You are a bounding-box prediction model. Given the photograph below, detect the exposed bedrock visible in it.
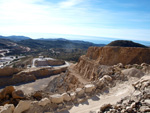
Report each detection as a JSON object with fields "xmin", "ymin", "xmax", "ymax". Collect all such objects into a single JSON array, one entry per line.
[
  {"xmin": 85, "ymin": 46, "xmax": 150, "ymax": 65},
  {"xmin": 75, "ymin": 46, "xmax": 150, "ymax": 81},
  {"xmin": 0, "ymin": 67, "xmax": 67, "ymax": 88}
]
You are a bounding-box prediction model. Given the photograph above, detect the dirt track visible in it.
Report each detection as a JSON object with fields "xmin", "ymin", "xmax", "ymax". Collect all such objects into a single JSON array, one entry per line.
[{"xmin": 61, "ymin": 77, "xmax": 139, "ymax": 113}]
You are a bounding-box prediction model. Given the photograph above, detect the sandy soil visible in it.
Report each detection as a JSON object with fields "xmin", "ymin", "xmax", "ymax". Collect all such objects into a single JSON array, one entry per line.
[{"xmin": 61, "ymin": 77, "xmax": 139, "ymax": 113}]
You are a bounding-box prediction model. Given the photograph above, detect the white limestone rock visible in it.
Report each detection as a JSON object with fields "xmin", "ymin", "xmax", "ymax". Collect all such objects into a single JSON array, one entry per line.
[
  {"xmin": 50, "ymin": 94, "xmax": 63, "ymax": 104},
  {"xmin": 76, "ymin": 88, "xmax": 84, "ymax": 97},
  {"xmin": 38, "ymin": 98, "xmax": 51, "ymax": 106},
  {"xmin": 70, "ymin": 92, "xmax": 76, "ymax": 100},
  {"xmin": 0, "ymin": 104, "xmax": 14, "ymax": 113},
  {"xmin": 84, "ymin": 84, "xmax": 95, "ymax": 93},
  {"xmin": 62, "ymin": 93, "xmax": 71, "ymax": 102},
  {"xmin": 14, "ymin": 100, "xmax": 31, "ymax": 113}
]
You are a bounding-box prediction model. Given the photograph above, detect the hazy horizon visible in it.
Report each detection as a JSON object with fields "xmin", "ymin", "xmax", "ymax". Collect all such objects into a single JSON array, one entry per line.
[
  {"xmin": 1, "ymin": 34, "xmax": 150, "ymax": 46},
  {"xmin": 0, "ymin": 0, "xmax": 150, "ymax": 42}
]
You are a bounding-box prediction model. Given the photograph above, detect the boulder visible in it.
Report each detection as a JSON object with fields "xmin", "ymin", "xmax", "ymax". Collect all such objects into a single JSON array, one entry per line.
[
  {"xmin": 140, "ymin": 106, "xmax": 150, "ymax": 112},
  {"xmin": 0, "ymin": 86, "xmax": 15, "ymax": 99},
  {"xmin": 14, "ymin": 100, "xmax": 31, "ymax": 113},
  {"xmin": 38, "ymin": 98, "xmax": 50, "ymax": 106},
  {"xmin": 84, "ymin": 84, "xmax": 95, "ymax": 93},
  {"xmin": 0, "ymin": 104, "xmax": 14, "ymax": 113},
  {"xmin": 33, "ymin": 91, "xmax": 42, "ymax": 100},
  {"xmin": 75, "ymin": 88, "xmax": 84, "ymax": 97},
  {"xmin": 122, "ymin": 68, "xmax": 144, "ymax": 78},
  {"xmin": 144, "ymin": 99, "xmax": 150, "ymax": 105},
  {"xmin": 100, "ymin": 104, "xmax": 112, "ymax": 112},
  {"xmin": 50, "ymin": 94, "xmax": 63, "ymax": 104},
  {"xmin": 62, "ymin": 93, "xmax": 71, "ymax": 102},
  {"xmin": 70, "ymin": 92, "xmax": 76, "ymax": 100},
  {"xmin": 117, "ymin": 63, "xmax": 123, "ymax": 68},
  {"xmin": 141, "ymin": 63, "xmax": 148, "ymax": 67},
  {"xmin": 97, "ymin": 78, "xmax": 105, "ymax": 88},
  {"xmin": 103, "ymin": 75, "xmax": 112, "ymax": 82},
  {"xmin": 12, "ymin": 90, "xmax": 25, "ymax": 99}
]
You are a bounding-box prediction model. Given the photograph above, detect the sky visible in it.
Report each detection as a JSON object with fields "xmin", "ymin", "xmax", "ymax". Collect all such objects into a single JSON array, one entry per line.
[{"xmin": 0, "ymin": 0, "xmax": 150, "ymax": 42}]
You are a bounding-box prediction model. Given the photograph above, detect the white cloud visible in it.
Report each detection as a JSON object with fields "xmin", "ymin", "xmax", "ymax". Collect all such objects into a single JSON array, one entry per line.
[
  {"xmin": 58, "ymin": 0, "xmax": 84, "ymax": 8},
  {"xmin": 0, "ymin": 0, "xmax": 149, "ymax": 42}
]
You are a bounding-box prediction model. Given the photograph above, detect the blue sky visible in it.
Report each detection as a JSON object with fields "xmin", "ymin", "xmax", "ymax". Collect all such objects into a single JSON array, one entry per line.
[{"xmin": 0, "ymin": 0, "xmax": 150, "ymax": 42}]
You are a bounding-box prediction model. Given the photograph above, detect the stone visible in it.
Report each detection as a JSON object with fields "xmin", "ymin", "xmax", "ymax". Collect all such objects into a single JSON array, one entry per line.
[
  {"xmin": 122, "ymin": 68, "xmax": 144, "ymax": 78},
  {"xmin": 130, "ymin": 102, "xmax": 136, "ymax": 108},
  {"xmin": 75, "ymin": 88, "xmax": 84, "ymax": 97},
  {"xmin": 12, "ymin": 90, "xmax": 25, "ymax": 99},
  {"xmin": 97, "ymin": 79, "xmax": 105, "ymax": 88},
  {"xmin": 126, "ymin": 106, "xmax": 133, "ymax": 112},
  {"xmin": 0, "ymin": 104, "xmax": 14, "ymax": 113},
  {"xmin": 144, "ymin": 99, "xmax": 150, "ymax": 105},
  {"xmin": 50, "ymin": 94, "xmax": 63, "ymax": 104},
  {"xmin": 0, "ymin": 86, "xmax": 15, "ymax": 99},
  {"xmin": 33, "ymin": 91, "xmax": 42, "ymax": 100},
  {"xmin": 103, "ymin": 75, "xmax": 112, "ymax": 82},
  {"xmin": 14, "ymin": 100, "xmax": 31, "ymax": 113},
  {"xmin": 62, "ymin": 93, "xmax": 71, "ymax": 102},
  {"xmin": 117, "ymin": 63, "xmax": 123, "ymax": 68},
  {"xmin": 140, "ymin": 106, "xmax": 150, "ymax": 112},
  {"xmin": 141, "ymin": 63, "xmax": 147, "ymax": 67},
  {"xmin": 70, "ymin": 92, "xmax": 76, "ymax": 100},
  {"xmin": 100, "ymin": 104, "xmax": 112, "ymax": 112},
  {"xmin": 38, "ymin": 98, "xmax": 50, "ymax": 106},
  {"xmin": 84, "ymin": 84, "xmax": 95, "ymax": 93}
]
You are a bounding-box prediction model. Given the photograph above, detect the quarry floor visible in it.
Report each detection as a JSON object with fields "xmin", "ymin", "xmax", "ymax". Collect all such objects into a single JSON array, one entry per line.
[{"xmin": 15, "ymin": 74, "xmax": 60, "ymax": 95}]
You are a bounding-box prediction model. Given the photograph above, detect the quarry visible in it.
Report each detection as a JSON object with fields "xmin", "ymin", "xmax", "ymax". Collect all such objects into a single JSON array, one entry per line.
[{"xmin": 0, "ymin": 45, "xmax": 150, "ymax": 113}]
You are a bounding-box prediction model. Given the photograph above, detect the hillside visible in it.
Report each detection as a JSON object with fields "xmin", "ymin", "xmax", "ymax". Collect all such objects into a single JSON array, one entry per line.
[
  {"xmin": 17, "ymin": 39, "xmax": 105, "ymax": 50},
  {"xmin": 106, "ymin": 40, "xmax": 147, "ymax": 48},
  {"xmin": 0, "ymin": 35, "xmax": 31, "ymax": 42},
  {"xmin": 0, "ymin": 39, "xmax": 30, "ymax": 54}
]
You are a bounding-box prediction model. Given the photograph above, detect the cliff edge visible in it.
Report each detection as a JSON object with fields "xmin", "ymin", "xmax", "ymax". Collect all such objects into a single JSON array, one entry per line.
[{"xmin": 75, "ymin": 46, "xmax": 150, "ymax": 81}]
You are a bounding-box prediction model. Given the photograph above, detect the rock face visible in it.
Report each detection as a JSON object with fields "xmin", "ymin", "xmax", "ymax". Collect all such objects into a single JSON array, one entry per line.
[
  {"xmin": 35, "ymin": 59, "xmax": 65, "ymax": 67},
  {"xmin": 0, "ymin": 67, "xmax": 67, "ymax": 88},
  {"xmin": 75, "ymin": 46, "xmax": 150, "ymax": 81},
  {"xmin": 0, "ymin": 68, "xmax": 20, "ymax": 77},
  {"xmin": 85, "ymin": 46, "xmax": 150, "ymax": 65}
]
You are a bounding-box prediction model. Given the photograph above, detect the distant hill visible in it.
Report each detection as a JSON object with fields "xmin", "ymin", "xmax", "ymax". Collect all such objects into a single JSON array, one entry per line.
[
  {"xmin": 18, "ymin": 38, "xmax": 105, "ymax": 50},
  {"xmin": 0, "ymin": 39, "xmax": 30, "ymax": 54},
  {"xmin": 106, "ymin": 40, "xmax": 147, "ymax": 48},
  {"xmin": 0, "ymin": 35, "xmax": 31, "ymax": 42}
]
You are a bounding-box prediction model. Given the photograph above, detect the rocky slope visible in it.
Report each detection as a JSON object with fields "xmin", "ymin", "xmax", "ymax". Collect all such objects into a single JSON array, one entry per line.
[
  {"xmin": 0, "ymin": 63, "xmax": 149, "ymax": 113},
  {"xmin": 98, "ymin": 75, "xmax": 150, "ymax": 113},
  {"xmin": 75, "ymin": 46, "xmax": 150, "ymax": 81},
  {"xmin": 0, "ymin": 67, "xmax": 67, "ymax": 88},
  {"xmin": 0, "ymin": 46, "xmax": 150, "ymax": 113}
]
